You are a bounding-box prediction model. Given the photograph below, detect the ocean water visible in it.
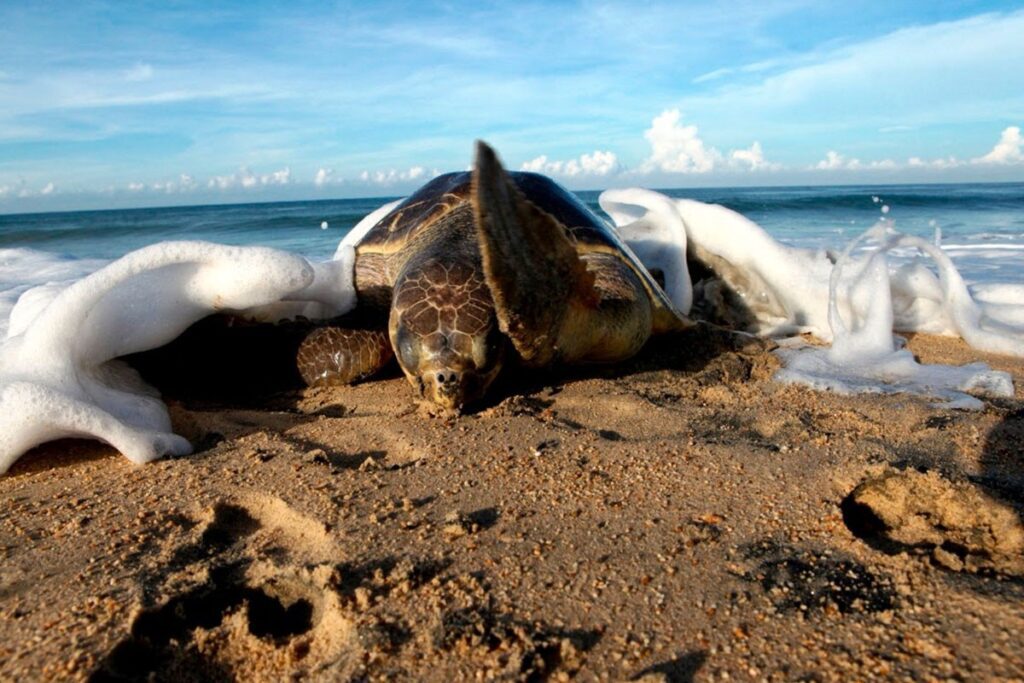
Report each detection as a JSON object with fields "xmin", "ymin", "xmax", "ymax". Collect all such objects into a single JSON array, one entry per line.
[{"xmin": 1, "ymin": 182, "xmax": 1021, "ymax": 330}]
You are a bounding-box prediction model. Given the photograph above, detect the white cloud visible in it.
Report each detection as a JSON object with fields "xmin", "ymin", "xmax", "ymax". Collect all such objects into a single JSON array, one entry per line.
[
  {"xmin": 9, "ymin": 181, "xmax": 56, "ymax": 198},
  {"xmin": 208, "ymin": 166, "xmax": 292, "ymax": 190},
  {"xmin": 314, "ymin": 167, "xmax": 334, "ymax": 187},
  {"xmin": 148, "ymin": 173, "xmax": 199, "ymax": 194},
  {"xmin": 640, "ymin": 109, "xmax": 722, "ymax": 174},
  {"xmin": 815, "ymin": 150, "xmax": 850, "ymax": 170},
  {"xmin": 814, "ymin": 151, "xmax": 897, "ymax": 171},
  {"xmin": 973, "ymin": 126, "xmax": 1023, "ymax": 165},
  {"xmin": 908, "ymin": 156, "xmax": 962, "ymax": 169},
  {"xmin": 729, "ymin": 141, "xmax": 779, "ymax": 171},
  {"xmin": 811, "ymin": 129, "xmax": 1024, "ymax": 172},
  {"xmin": 127, "ymin": 181, "xmax": 145, "ymax": 192},
  {"xmin": 676, "ymin": 11, "xmax": 1024, "ymax": 138},
  {"xmin": 636, "ymin": 109, "xmax": 777, "ymax": 175},
  {"xmin": 358, "ymin": 166, "xmax": 430, "ymax": 184},
  {"xmin": 521, "ymin": 150, "xmax": 620, "ymax": 177}
]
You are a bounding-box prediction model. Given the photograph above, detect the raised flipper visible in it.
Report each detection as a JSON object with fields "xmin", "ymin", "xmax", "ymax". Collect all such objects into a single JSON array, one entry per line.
[
  {"xmin": 297, "ymin": 327, "xmax": 393, "ymax": 386},
  {"xmin": 472, "ymin": 142, "xmax": 597, "ymax": 365},
  {"xmin": 472, "ymin": 141, "xmax": 657, "ymax": 366}
]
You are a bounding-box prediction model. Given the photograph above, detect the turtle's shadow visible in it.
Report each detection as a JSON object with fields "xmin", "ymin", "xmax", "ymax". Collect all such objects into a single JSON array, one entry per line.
[{"xmin": 475, "ymin": 321, "xmax": 765, "ymax": 413}]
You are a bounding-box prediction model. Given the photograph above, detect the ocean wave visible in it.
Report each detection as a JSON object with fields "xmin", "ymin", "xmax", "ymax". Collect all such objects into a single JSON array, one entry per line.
[{"xmin": 0, "ymin": 248, "xmax": 108, "ymax": 338}]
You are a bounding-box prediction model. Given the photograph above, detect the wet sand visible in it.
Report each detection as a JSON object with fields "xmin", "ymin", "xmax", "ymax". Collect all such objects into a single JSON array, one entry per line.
[{"xmin": 1, "ymin": 329, "xmax": 1022, "ymax": 681}]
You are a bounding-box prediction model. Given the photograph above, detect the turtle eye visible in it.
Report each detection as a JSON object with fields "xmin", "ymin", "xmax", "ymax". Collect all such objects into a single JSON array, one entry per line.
[{"xmin": 394, "ymin": 325, "xmax": 420, "ymax": 371}]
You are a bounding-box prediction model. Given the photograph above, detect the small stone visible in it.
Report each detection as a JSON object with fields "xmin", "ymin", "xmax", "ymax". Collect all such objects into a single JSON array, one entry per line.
[{"xmin": 354, "ymin": 587, "xmax": 373, "ymax": 611}]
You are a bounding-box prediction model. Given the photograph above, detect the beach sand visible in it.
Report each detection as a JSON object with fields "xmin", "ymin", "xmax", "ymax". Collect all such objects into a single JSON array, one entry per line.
[{"xmin": 1, "ymin": 328, "xmax": 1022, "ymax": 681}]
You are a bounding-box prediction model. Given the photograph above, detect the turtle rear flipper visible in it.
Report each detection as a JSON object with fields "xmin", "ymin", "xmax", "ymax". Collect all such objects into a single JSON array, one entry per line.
[
  {"xmin": 297, "ymin": 327, "xmax": 393, "ymax": 386},
  {"xmin": 472, "ymin": 141, "xmax": 652, "ymax": 366}
]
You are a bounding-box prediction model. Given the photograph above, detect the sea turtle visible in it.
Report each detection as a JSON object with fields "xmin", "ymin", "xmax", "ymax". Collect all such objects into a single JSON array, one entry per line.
[{"xmin": 295, "ymin": 141, "xmax": 689, "ymax": 410}]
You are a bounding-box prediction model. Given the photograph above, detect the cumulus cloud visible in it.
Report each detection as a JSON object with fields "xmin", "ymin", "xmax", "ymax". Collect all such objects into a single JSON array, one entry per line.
[
  {"xmin": 314, "ymin": 167, "xmax": 335, "ymax": 187},
  {"xmin": 640, "ymin": 109, "xmax": 722, "ymax": 174},
  {"xmin": 973, "ymin": 126, "xmax": 1023, "ymax": 165},
  {"xmin": 39, "ymin": 182, "xmax": 55, "ymax": 196},
  {"xmin": 815, "ymin": 150, "xmax": 851, "ymax": 170},
  {"xmin": 636, "ymin": 109, "xmax": 776, "ymax": 174},
  {"xmin": 127, "ymin": 182, "xmax": 145, "ymax": 192},
  {"xmin": 729, "ymin": 142, "xmax": 780, "ymax": 171},
  {"xmin": 358, "ymin": 166, "xmax": 431, "ymax": 185},
  {"xmin": 521, "ymin": 150, "xmax": 620, "ymax": 177},
  {"xmin": 812, "ymin": 130, "xmax": 1024, "ymax": 172},
  {"xmin": 208, "ymin": 166, "xmax": 291, "ymax": 190}
]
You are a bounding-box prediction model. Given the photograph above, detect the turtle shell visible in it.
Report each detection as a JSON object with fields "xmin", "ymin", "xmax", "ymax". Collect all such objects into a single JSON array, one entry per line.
[{"xmin": 354, "ymin": 171, "xmax": 680, "ymax": 317}]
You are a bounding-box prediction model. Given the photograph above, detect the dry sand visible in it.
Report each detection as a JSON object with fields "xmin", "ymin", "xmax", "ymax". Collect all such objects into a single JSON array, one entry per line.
[{"xmin": 1, "ymin": 328, "xmax": 1022, "ymax": 681}]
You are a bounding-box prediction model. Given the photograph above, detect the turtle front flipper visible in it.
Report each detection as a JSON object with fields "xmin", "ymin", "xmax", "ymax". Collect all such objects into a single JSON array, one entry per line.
[
  {"xmin": 472, "ymin": 141, "xmax": 655, "ymax": 366},
  {"xmin": 472, "ymin": 141, "xmax": 598, "ymax": 365},
  {"xmin": 297, "ymin": 326, "xmax": 393, "ymax": 386}
]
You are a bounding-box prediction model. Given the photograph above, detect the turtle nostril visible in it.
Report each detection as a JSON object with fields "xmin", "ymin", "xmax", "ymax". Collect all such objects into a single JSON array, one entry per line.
[{"xmin": 435, "ymin": 371, "xmax": 459, "ymax": 386}]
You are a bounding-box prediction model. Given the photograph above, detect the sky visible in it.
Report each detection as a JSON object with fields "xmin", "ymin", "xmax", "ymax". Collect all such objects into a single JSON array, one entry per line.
[{"xmin": 1, "ymin": 0, "xmax": 1024, "ymax": 213}]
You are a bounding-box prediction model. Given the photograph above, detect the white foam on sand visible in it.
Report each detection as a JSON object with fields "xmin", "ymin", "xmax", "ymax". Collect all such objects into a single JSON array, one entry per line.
[
  {"xmin": 602, "ymin": 190, "xmax": 1022, "ymax": 409},
  {"xmin": 0, "ymin": 241, "xmax": 359, "ymax": 474}
]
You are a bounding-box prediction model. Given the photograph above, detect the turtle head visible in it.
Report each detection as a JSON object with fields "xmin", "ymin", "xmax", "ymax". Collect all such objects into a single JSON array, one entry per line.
[{"xmin": 390, "ymin": 259, "xmax": 506, "ymax": 411}]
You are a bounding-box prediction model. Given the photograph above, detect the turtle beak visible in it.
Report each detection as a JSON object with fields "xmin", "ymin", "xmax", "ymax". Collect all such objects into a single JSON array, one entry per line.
[
  {"xmin": 423, "ymin": 368, "xmax": 468, "ymax": 410},
  {"xmin": 420, "ymin": 366, "xmax": 490, "ymax": 412}
]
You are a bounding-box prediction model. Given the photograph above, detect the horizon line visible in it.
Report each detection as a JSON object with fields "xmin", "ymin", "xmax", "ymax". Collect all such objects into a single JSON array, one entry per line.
[{"xmin": 2, "ymin": 178, "xmax": 1022, "ymax": 219}]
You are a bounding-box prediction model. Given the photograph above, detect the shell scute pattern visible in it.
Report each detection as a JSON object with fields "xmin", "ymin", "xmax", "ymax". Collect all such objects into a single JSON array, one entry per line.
[
  {"xmin": 362, "ymin": 174, "xmax": 472, "ymax": 248},
  {"xmin": 393, "ymin": 260, "xmax": 493, "ymax": 358}
]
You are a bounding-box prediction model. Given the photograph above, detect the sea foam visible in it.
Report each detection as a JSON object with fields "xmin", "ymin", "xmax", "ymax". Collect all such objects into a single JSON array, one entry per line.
[
  {"xmin": 0, "ymin": 241, "xmax": 356, "ymax": 474},
  {"xmin": 602, "ymin": 190, "xmax": 1023, "ymax": 409}
]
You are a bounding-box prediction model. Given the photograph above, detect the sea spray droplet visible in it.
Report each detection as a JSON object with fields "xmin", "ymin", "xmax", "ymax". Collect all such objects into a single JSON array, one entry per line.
[
  {"xmin": 881, "ymin": 205, "xmax": 890, "ymax": 214},
  {"xmin": 320, "ymin": 221, "xmax": 328, "ymax": 230}
]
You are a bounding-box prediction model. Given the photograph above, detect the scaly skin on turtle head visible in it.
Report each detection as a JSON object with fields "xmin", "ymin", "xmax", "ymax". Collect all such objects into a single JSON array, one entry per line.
[{"xmin": 389, "ymin": 257, "xmax": 506, "ymax": 411}]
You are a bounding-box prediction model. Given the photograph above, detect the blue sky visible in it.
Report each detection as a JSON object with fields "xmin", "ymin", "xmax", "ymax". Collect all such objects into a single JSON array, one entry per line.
[{"xmin": 1, "ymin": 0, "xmax": 1023, "ymax": 212}]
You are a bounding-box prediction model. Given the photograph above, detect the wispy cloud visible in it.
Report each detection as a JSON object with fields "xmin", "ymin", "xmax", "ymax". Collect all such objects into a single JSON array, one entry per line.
[
  {"xmin": 674, "ymin": 9, "xmax": 1024, "ymax": 158},
  {"xmin": 1, "ymin": 3, "xmax": 1023, "ymax": 210},
  {"xmin": 123, "ymin": 63, "xmax": 154, "ymax": 82}
]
